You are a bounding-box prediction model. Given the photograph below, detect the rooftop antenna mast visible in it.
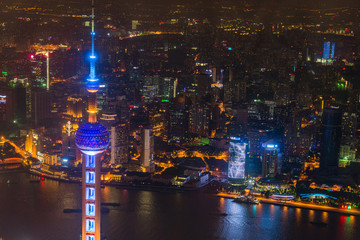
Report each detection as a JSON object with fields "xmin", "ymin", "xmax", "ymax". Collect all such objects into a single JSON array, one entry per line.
[{"xmin": 90, "ymin": 0, "xmax": 96, "ymax": 80}]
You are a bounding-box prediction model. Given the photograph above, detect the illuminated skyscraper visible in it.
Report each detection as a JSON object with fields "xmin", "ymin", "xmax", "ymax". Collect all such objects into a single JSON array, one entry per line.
[
  {"xmin": 110, "ymin": 121, "xmax": 129, "ymax": 165},
  {"xmin": 228, "ymin": 137, "xmax": 248, "ymax": 180},
  {"xmin": 261, "ymin": 141, "xmax": 279, "ymax": 178},
  {"xmin": 30, "ymin": 54, "xmax": 47, "ymax": 88},
  {"xmin": 64, "ymin": 96, "xmax": 83, "ymax": 120},
  {"xmin": 323, "ymin": 41, "xmax": 335, "ymax": 59},
  {"xmin": 140, "ymin": 126, "xmax": 154, "ymax": 172},
  {"xmin": 25, "ymin": 129, "xmax": 39, "ymax": 157},
  {"xmin": 75, "ymin": 1, "xmax": 109, "ymax": 240}
]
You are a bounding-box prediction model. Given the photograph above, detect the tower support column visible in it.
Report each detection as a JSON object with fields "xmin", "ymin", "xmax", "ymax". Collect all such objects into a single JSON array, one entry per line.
[{"xmin": 82, "ymin": 153, "xmax": 101, "ymax": 240}]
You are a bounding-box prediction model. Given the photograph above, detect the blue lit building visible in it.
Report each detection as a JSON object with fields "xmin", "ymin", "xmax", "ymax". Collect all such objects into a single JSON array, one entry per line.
[
  {"xmin": 323, "ymin": 41, "xmax": 335, "ymax": 59},
  {"xmin": 261, "ymin": 140, "xmax": 279, "ymax": 178},
  {"xmin": 228, "ymin": 137, "xmax": 249, "ymax": 180},
  {"xmin": 331, "ymin": 42, "xmax": 335, "ymax": 59},
  {"xmin": 75, "ymin": 1, "xmax": 109, "ymax": 240}
]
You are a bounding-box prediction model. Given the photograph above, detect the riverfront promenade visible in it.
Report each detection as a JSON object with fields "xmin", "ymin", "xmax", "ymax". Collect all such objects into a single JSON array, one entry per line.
[{"xmin": 217, "ymin": 192, "xmax": 360, "ymax": 216}]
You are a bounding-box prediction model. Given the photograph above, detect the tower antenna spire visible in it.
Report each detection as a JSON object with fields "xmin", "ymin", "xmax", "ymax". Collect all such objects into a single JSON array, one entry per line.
[{"xmin": 90, "ymin": 0, "xmax": 96, "ymax": 80}]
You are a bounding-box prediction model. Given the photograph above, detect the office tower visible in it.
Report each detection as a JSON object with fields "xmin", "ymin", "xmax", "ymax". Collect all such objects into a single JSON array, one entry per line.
[
  {"xmin": 228, "ymin": 137, "xmax": 248, "ymax": 180},
  {"xmin": 323, "ymin": 41, "xmax": 335, "ymax": 59},
  {"xmin": 261, "ymin": 141, "xmax": 279, "ymax": 178},
  {"xmin": 160, "ymin": 77, "xmax": 177, "ymax": 100},
  {"xmin": 14, "ymin": 85, "xmax": 26, "ymax": 124},
  {"xmin": 223, "ymin": 68, "xmax": 246, "ymax": 104},
  {"xmin": 110, "ymin": 121, "xmax": 129, "ymax": 165},
  {"xmin": 331, "ymin": 43, "xmax": 335, "ymax": 59},
  {"xmin": 341, "ymin": 112, "xmax": 356, "ymax": 144},
  {"xmin": 31, "ymin": 88, "xmax": 51, "ymax": 127},
  {"xmin": 248, "ymin": 129, "xmax": 267, "ymax": 157},
  {"xmin": 140, "ymin": 126, "xmax": 154, "ymax": 171},
  {"xmin": 0, "ymin": 87, "xmax": 14, "ymax": 122},
  {"xmin": 65, "ymin": 96, "xmax": 83, "ymax": 120},
  {"xmin": 168, "ymin": 96, "xmax": 188, "ymax": 141},
  {"xmin": 0, "ymin": 84, "xmax": 27, "ymax": 124},
  {"xmin": 25, "ymin": 129, "xmax": 39, "ymax": 157},
  {"xmin": 223, "ymin": 67, "xmax": 233, "ymax": 103},
  {"xmin": 323, "ymin": 41, "xmax": 330, "ymax": 59},
  {"xmin": 30, "ymin": 54, "xmax": 47, "ymax": 88},
  {"xmin": 189, "ymin": 103, "xmax": 209, "ymax": 137},
  {"xmin": 75, "ymin": 2, "xmax": 109, "ymax": 239},
  {"xmin": 235, "ymin": 80, "xmax": 247, "ymax": 103},
  {"xmin": 338, "ymin": 145, "xmax": 356, "ymax": 167},
  {"xmin": 320, "ymin": 108, "xmax": 342, "ymax": 170},
  {"xmin": 140, "ymin": 74, "xmax": 160, "ymax": 103}
]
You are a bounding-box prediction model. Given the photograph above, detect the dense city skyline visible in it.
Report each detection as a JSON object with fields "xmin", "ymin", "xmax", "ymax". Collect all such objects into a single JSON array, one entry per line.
[{"xmin": 1, "ymin": 0, "xmax": 360, "ymax": 239}]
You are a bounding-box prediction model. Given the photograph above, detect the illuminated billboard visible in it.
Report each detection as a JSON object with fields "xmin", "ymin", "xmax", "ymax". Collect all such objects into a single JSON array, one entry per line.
[{"xmin": 228, "ymin": 138, "xmax": 247, "ymax": 179}]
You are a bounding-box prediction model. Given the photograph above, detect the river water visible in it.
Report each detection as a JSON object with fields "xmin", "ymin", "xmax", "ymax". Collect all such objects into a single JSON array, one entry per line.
[{"xmin": 0, "ymin": 172, "xmax": 359, "ymax": 240}]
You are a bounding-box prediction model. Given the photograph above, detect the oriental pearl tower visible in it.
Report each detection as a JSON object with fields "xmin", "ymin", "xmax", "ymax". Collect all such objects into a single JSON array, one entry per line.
[{"xmin": 75, "ymin": 1, "xmax": 109, "ymax": 239}]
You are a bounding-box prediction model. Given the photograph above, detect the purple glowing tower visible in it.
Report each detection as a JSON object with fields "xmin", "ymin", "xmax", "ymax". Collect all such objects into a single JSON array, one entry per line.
[{"xmin": 75, "ymin": 1, "xmax": 109, "ymax": 239}]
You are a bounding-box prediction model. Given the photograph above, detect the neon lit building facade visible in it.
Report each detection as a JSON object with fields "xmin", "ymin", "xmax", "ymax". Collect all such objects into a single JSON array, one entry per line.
[
  {"xmin": 228, "ymin": 137, "xmax": 248, "ymax": 180},
  {"xmin": 75, "ymin": 1, "xmax": 109, "ymax": 239},
  {"xmin": 323, "ymin": 41, "xmax": 335, "ymax": 59}
]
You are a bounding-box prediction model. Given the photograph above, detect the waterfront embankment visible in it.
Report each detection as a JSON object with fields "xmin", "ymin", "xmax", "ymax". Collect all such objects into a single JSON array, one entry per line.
[{"xmin": 216, "ymin": 192, "xmax": 360, "ymax": 216}]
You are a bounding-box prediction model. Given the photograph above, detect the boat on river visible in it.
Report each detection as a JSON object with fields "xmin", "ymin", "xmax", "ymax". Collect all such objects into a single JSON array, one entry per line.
[{"xmin": 233, "ymin": 196, "xmax": 259, "ymax": 204}]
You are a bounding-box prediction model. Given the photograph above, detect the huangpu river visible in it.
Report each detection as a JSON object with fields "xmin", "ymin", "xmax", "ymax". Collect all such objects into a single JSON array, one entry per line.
[{"xmin": 0, "ymin": 172, "xmax": 359, "ymax": 240}]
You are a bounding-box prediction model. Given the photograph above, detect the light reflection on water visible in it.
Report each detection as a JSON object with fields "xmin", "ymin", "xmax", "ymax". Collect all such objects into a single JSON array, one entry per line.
[{"xmin": 0, "ymin": 172, "xmax": 359, "ymax": 240}]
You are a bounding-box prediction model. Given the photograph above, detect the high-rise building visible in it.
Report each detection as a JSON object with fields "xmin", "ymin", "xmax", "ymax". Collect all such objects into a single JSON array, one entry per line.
[
  {"xmin": 248, "ymin": 129, "xmax": 267, "ymax": 157},
  {"xmin": 223, "ymin": 67, "xmax": 233, "ymax": 103},
  {"xmin": 261, "ymin": 141, "xmax": 279, "ymax": 178},
  {"xmin": 0, "ymin": 84, "xmax": 26, "ymax": 124},
  {"xmin": 189, "ymin": 103, "xmax": 209, "ymax": 137},
  {"xmin": 31, "ymin": 88, "xmax": 51, "ymax": 127},
  {"xmin": 110, "ymin": 122, "xmax": 129, "ymax": 165},
  {"xmin": 149, "ymin": 106, "xmax": 166, "ymax": 138},
  {"xmin": 223, "ymin": 68, "xmax": 246, "ymax": 104},
  {"xmin": 14, "ymin": 85, "xmax": 26, "ymax": 124},
  {"xmin": 25, "ymin": 129, "xmax": 39, "ymax": 157},
  {"xmin": 338, "ymin": 144, "xmax": 356, "ymax": 167},
  {"xmin": 0, "ymin": 87, "xmax": 14, "ymax": 122},
  {"xmin": 30, "ymin": 54, "xmax": 47, "ymax": 88},
  {"xmin": 341, "ymin": 112, "xmax": 356, "ymax": 144},
  {"xmin": 323, "ymin": 41, "xmax": 335, "ymax": 59},
  {"xmin": 160, "ymin": 77, "xmax": 177, "ymax": 100},
  {"xmin": 75, "ymin": 2, "xmax": 109, "ymax": 239},
  {"xmin": 168, "ymin": 96, "xmax": 188, "ymax": 141},
  {"xmin": 228, "ymin": 137, "xmax": 249, "ymax": 180},
  {"xmin": 140, "ymin": 126, "xmax": 154, "ymax": 172},
  {"xmin": 64, "ymin": 96, "xmax": 83, "ymax": 120},
  {"xmin": 320, "ymin": 108, "xmax": 342, "ymax": 170},
  {"xmin": 140, "ymin": 74, "xmax": 159, "ymax": 103}
]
